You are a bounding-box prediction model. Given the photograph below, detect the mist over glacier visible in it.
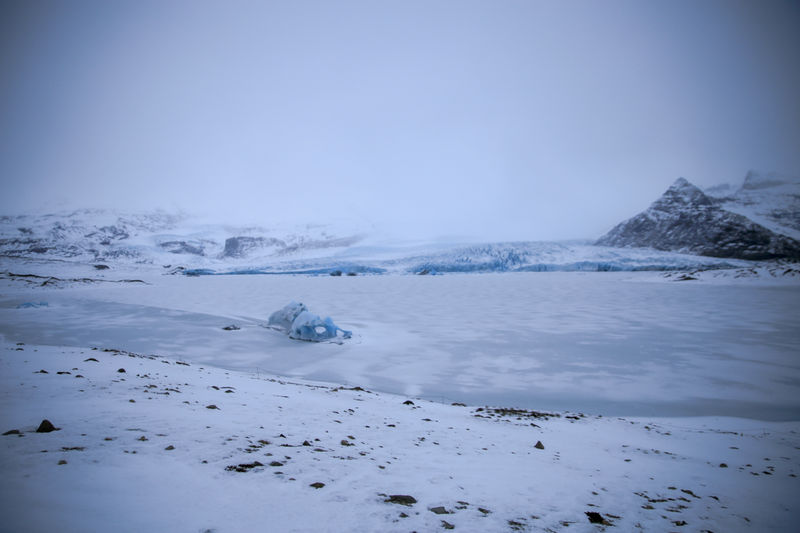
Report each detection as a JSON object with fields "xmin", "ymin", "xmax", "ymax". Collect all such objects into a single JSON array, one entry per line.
[{"xmin": 2, "ymin": 1, "xmax": 799, "ymax": 242}]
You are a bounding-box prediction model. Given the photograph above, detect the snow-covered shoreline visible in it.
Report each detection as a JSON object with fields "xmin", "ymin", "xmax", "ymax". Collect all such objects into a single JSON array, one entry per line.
[{"xmin": 2, "ymin": 341, "xmax": 798, "ymax": 532}]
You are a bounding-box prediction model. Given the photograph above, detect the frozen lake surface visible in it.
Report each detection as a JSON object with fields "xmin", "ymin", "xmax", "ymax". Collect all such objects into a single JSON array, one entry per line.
[{"xmin": 2, "ymin": 272, "xmax": 798, "ymax": 419}]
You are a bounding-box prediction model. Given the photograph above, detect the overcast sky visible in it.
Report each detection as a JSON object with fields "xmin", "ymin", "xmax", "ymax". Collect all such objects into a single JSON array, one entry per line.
[{"xmin": 1, "ymin": 0, "xmax": 798, "ymax": 241}]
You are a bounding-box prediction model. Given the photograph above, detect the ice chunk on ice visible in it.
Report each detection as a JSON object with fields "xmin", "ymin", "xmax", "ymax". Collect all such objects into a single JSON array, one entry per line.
[
  {"xmin": 267, "ymin": 301, "xmax": 308, "ymax": 331},
  {"xmin": 268, "ymin": 301, "xmax": 352, "ymax": 342},
  {"xmin": 289, "ymin": 310, "xmax": 352, "ymax": 342}
]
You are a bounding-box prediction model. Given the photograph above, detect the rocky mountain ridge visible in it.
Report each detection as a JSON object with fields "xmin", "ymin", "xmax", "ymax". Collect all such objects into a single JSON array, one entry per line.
[{"xmin": 596, "ymin": 175, "xmax": 800, "ymax": 260}]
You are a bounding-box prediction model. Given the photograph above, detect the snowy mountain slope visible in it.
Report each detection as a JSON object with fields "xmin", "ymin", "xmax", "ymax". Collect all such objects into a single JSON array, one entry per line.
[
  {"xmin": 596, "ymin": 177, "xmax": 800, "ymax": 260},
  {"xmin": 708, "ymin": 170, "xmax": 800, "ymax": 240}
]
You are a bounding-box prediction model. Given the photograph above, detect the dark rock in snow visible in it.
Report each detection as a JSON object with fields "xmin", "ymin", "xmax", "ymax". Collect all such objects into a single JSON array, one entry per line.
[
  {"xmin": 309, "ymin": 482, "xmax": 325, "ymax": 489},
  {"xmin": 205, "ymin": 405, "xmax": 219, "ymax": 410},
  {"xmin": 117, "ymin": 368, "xmax": 126, "ymax": 373},
  {"xmin": 534, "ymin": 441, "xmax": 545, "ymax": 450},
  {"xmin": 222, "ymin": 325, "xmax": 240, "ymax": 331},
  {"xmin": 429, "ymin": 506, "xmax": 452, "ymax": 515},
  {"xmin": 3, "ymin": 429, "xmax": 21, "ymax": 436},
  {"xmin": 441, "ymin": 520, "xmax": 455, "ymax": 529},
  {"xmin": 223, "ymin": 236, "xmax": 283, "ymax": 258},
  {"xmin": 385, "ymin": 495, "xmax": 417, "ymax": 506},
  {"xmin": 585, "ymin": 511, "xmax": 609, "ymax": 525},
  {"xmin": 36, "ymin": 420, "xmax": 57, "ymax": 433},
  {"xmin": 159, "ymin": 241, "xmax": 205, "ymax": 256},
  {"xmin": 225, "ymin": 461, "xmax": 264, "ymax": 472},
  {"xmin": 93, "ymin": 264, "xmax": 109, "ymax": 270}
]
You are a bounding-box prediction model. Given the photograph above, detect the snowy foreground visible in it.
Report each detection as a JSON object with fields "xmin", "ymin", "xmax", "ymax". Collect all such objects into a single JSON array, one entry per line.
[
  {"xmin": 1, "ymin": 263, "xmax": 799, "ymax": 531},
  {"xmin": 2, "ymin": 342, "xmax": 799, "ymax": 533}
]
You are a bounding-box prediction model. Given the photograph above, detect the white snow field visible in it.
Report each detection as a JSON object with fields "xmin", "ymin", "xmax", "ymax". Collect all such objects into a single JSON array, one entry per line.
[{"xmin": 1, "ymin": 266, "xmax": 799, "ymax": 531}]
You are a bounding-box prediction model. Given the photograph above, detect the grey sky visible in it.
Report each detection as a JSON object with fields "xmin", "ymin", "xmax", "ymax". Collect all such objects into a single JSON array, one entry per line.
[{"xmin": 1, "ymin": 0, "xmax": 798, "ymax": 241}]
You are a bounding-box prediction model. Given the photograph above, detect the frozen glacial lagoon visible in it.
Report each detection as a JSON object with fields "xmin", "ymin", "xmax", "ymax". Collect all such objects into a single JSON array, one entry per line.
[{"xmin": 1, "ymin": 272, "xmax": 798, "ymax": 420}]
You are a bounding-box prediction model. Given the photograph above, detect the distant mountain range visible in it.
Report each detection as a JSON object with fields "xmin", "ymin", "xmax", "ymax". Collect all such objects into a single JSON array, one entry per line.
[
  {"xmin": 596, "ymin": 172, "xmax": 800, "ymax": 260},
  {"xmin": 0, "ymin": 209, "xmax": 743, "ymax": 275},
  {"xmin": 1, "ymin": 171, "xmax": 797, "ymax": 274}
]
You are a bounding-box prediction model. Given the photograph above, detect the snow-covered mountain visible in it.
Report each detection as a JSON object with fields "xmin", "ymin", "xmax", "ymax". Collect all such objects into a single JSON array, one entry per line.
[
  {"xmin": 596, "ymin": 175, "xmax": 800, "ymax": 260},
  {"xmin": 708, "ymin": 170, "xmax": 800, "ymax": 240},
  {"xmin": 0, "ymin": 209, "xmax": 367, "ymax": 267}
]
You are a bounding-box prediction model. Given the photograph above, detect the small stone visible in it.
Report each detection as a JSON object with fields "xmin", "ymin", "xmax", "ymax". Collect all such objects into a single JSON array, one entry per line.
[
  {"xmin": 129, "ymin": 399, "xmax": 136, "ymax": 403},
  {"xmin": 585, "ymin": 511, "xmax": 608, "ymax": 525},
  {"xmin": 478, "ymin": 507, "xmax": 491, "ymax": 515},
  {"xmin": 58, "ymin": 459, "xmax": 67, "ymax": 465},
  {"xmin": 269, "ymin": 461, "xmax": 284, "ymax": 467},
  {"xmin": 117, "ymin": 368, "xmax": 126, "ymax": 373},
  {"xmin": 309, "ymin": 482, "xmax": 325, "ymax": 489},
  {"xmin": 2, "ymin": 429, "xmax": 21, "ymax": 436},
  {"xmin": 222, "ymin": 325, "xmax": 241, "ymax": 331},
  {"xmin": 84, "ymin": 358, "xmax": 99, "ymax": 362},
  {"xmin": 165, "ymin": 445, "xmax": 175, "ymax": 450},
  {"xmin": 385, "ymin": 495, "xmax": 417, "ymax": 506},
  {"xmin": 137, "ymin": 436, "xmax": 148, "ymax": 441},
  {"xmin": 430, "ymin": 506, "xmax": 451, "ymax": 515},
  {"xmin": 225, "ymin": 461, "xmax": 263, "ymax": 472},
  {"xmin": 441, "ymin": 520, "xmax": 455, "ymax": 529},
  {"xmin": 206, "ymin": 405, "xmax": 219, "ymax": 410},
  {"xmin": 36, "ymin": 420, "xmax": 57, "ymax": 433},
  {"xmin": 35, "ymin": 369, "xmax": 48, "ymax": 374},
  {"xmin": 403, "ymin": 400, "xmax": 415, "ymax": 406},
  {"xmin": 719, "ymin": 463, "xmax": 728, "ymax": 468},
  {"xmin": 340, "ymin": 439, "xmax": 353, "ymax": 446},
  {"xmin": 534, "ymin": 441, "xmax": 545, "ymax": 450},
  {"xmin": 302, "ymin": 440, "xmax": 312, "ymax": 446}
]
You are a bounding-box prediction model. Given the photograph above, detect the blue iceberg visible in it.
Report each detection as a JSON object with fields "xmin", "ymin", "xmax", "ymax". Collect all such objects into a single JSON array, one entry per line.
[{"xmin": 267, "ymin": 301, "xmax": 352, "ymax": 342}]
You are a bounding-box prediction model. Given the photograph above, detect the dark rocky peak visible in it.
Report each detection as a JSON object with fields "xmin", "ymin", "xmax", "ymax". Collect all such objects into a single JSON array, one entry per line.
[
  {"xmin": 650, "ymin": 178, "xmax": 712, "ymax": 211},
  {"xmin": 596, "ymin": 175, "xmax": 800, "ymax": 260}
]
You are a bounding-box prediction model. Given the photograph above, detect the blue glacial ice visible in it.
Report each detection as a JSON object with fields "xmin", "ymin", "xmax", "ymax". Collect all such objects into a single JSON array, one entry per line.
[{"xmin": 267, "ymin": 301, "xmax": 352, "ymax": 342}]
